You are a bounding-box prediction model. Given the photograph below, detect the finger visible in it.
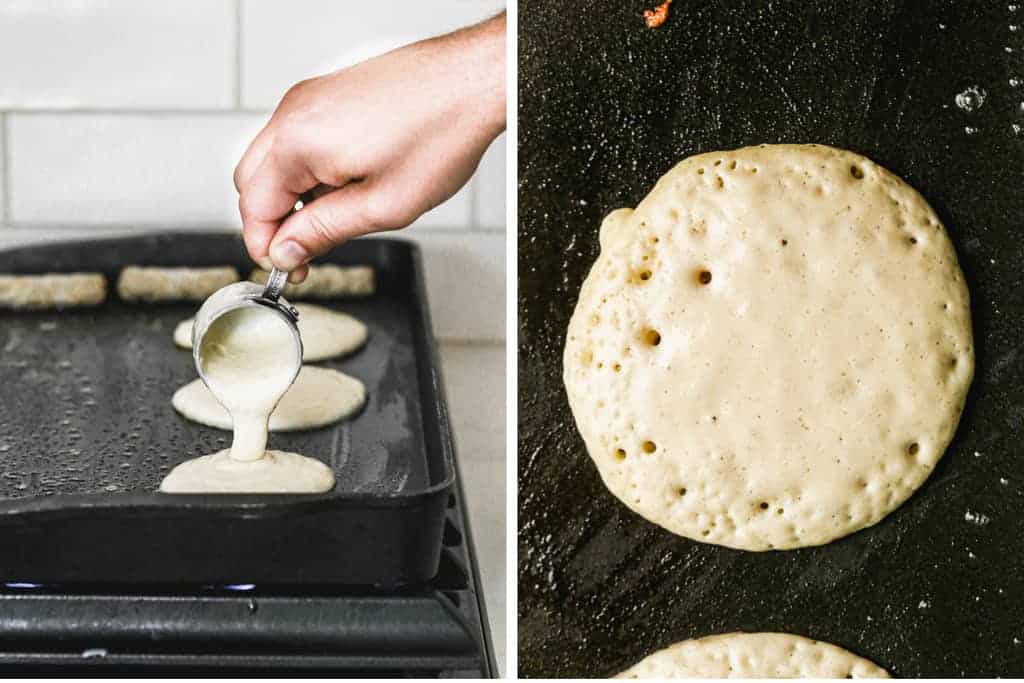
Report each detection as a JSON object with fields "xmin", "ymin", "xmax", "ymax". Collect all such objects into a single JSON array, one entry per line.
[
  {"xmin": 287, "ymin": 264, "xmax": 309, "ymax": 284},
  {"xmin": 234, "ymin": 122, "xmax": 275, "ymax": 192},
  {"xmin": 308, "ymin": 183, "xmax": 340, "ymax": 200},
  {"xmin": 238, "ymin": 145, "xmax": 319, "ymax": 264},
  {"xmin": 239, "ymin": 204, "xmax": 278, "ymax": 267},
  {"xmin": 267, "ymin": 182, "xmax": 378, "ymax": 270},
  {"xmin": 251, "ymin": 253, "xmax": 274, "ymax": 272}
]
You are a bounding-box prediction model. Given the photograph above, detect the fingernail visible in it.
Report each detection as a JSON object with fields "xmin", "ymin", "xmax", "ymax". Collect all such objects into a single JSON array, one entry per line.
[{"xmin": 270, "ymin": 240, "xmax": 308, "ymax": 271}]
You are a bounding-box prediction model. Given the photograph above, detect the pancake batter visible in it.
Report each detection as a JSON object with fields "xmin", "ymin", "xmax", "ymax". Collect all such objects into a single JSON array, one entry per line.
[
  {"xmin": 564, "ymin": 144, "xmax": 973, "ymax": 550},
  {"xmin": 172, "ymin": 365, "xmax": 366, "ymax": 432},
  {"xmin": 616, "ymin": 632, "xmax": 889, "ymax": 678},
  {"xmin": 173, "ymin": 303, "xmax": 368, "ymax": 362},
  {"xmin": 160, "ymin": 305, "xmax": 335, "ymax": 493}
]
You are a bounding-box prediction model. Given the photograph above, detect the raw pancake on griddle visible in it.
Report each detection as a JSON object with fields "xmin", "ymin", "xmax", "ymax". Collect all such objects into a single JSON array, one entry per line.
[
  {"xmin": 174, "ymin": 302, "xmax": 368, "ymax": 362},
  {"xmin": 616, "ymin": 632, "xmax": 888, "ymax": 678},
  {"xmin": 564, "ymin": 144, "xmax": 973, "ymax": 551},
  {"xmin": 173, "ymin": 365, "xmax": 366, "ymax": 432}
]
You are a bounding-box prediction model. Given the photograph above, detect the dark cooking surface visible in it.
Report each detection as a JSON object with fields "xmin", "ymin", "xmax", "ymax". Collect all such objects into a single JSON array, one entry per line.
[
  {"xmin": 0, "ymin": 234, "xmax": 455, "ymax": 586},
  {"xmin": 0, "ymin": 275, "xmax": 425, "ymax": 499},
  {"xmin": 518, "ymin": 0, "xmax": 1024, "ymax": 678}
]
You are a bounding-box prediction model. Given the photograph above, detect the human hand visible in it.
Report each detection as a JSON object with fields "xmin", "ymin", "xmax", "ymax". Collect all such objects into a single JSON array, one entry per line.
[{"xmin": 234, "ymin": 13, "xmax": 506, "ymax": 282}]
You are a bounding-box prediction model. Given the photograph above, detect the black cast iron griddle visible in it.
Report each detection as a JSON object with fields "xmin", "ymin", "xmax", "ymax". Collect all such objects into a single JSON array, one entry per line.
[
  {"xmin": 518, "ymin": 0, "xmax": 1024, "ymax": 677},
  {"xmin": 0, "ymin": 448, "xmax": 496, "ymax": 675},
  {"xmin": 0, "ymin": 233, "xmax": 455, "ymax": 587}
]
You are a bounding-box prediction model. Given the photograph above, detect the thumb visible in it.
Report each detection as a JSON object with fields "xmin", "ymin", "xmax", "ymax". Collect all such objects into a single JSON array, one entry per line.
[{"xmin": 268, "ymin": 182, "xmax": 378, "ymax": 270}]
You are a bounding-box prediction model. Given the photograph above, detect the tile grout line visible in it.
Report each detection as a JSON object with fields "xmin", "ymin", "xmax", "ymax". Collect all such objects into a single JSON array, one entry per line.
[
  {"xmin": 3, "ymin": 221, "xmax": 486, "ymax": 233},
  {"xmin": 1, "ymin": 113, "xmax": 9, "ymax": 224},
  {"xmin": 0, "ymin": 108, "xmax": 269, "ymax": 116},
  {"xmin": 3, "ymin": 222, "xmax": 239, "ymax": 231},
  {"xmin": 233, "ymin": 0, "xmax": 243, "ymax": 109}
]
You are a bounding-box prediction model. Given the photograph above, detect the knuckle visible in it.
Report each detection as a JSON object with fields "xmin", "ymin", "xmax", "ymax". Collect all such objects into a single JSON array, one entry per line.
[
  {"xmin": 270, "ymin": 115, "xmax": 312, "ymax": 158},
  {"xmin": 280, "ymin": 79, "xmax": 309, "ymax": 105},
  {"xmin": 238, "ymin": 193, "xmax": 262, "ymax": 221},
  {"xmin": 361, "ymin": 193, "xmax": 413, "ymax": 232},
  {"xmin": 305, "ymin": 208, "xmax": 336, "ymax": 245},
  {"xmin": 270, "ymin": 121, "xmax": 302, "ymax": 152}
]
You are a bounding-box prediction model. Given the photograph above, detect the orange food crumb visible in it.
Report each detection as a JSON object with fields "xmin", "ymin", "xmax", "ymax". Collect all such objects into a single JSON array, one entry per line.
[{"xmin": 643, "ymin": 0, "xmax": 672, "ymax": 28}]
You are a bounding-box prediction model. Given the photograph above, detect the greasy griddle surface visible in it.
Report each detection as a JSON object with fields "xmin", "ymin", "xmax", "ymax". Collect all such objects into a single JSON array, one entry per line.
[
  {"xmin": 0, "ymin": 237, "xmax": 427, "ymax": 499},
  {"xmin": 518, "ymin": 0, "xmax": 1024, "ymax": 677}
]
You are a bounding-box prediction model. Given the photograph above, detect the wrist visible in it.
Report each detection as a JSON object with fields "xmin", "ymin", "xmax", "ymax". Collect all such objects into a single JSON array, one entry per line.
[
  {"xmin": 470, "ymin": 13, "xmax": 507, "ymax": 138},
  {"xmin": 435, "ymin": 12, "xmax": 507, "ymax": 141}
]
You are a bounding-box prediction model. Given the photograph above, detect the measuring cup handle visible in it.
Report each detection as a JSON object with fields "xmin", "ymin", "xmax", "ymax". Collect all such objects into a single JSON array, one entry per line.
[{"xmin": 262, "ymin": 267, "xmax": 288, "ymax": 302}]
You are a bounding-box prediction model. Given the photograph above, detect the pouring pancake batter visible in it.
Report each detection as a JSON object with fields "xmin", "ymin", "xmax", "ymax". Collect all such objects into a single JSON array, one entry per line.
[
  {"xmin": 161, "ymin": 279, "xmax": 335, "ymax": 493},
  {"xmin": 173, "ymin": 302, "xmax": 368, "ymax": 362}
]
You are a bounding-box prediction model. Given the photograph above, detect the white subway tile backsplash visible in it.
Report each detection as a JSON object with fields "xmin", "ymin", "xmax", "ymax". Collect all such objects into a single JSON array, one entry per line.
[
  {"xmin": 240, "ymin": 0, "xmax": 506, "ymax": 109},
  {"xmin": 475, "ymin": 133, "xmax": 506, "ymax": 230},
  {"xmin": 412, "ymin": 184, "xmax": 472, "ymax": 231},
  {"xmin": 0, "ymin": 3, "xmax": 505, "ymax": 343},
  {"xmin": 8, "ymin": 113, "xmax": 266, "ymax": 226},
  {"xmin": 0, "ymin": 0, "xmax": 235, "ymax": 110},
  {"xmin": 378, "ymin": 230, "xmax": 504, "ymax": 341},
  {"xmin": 0, "ymin": 115, "xmax": 6, "ymax": 221},
  {"xmin": 9, "ymin": 111, "xmax": 475, "ymax": 231}
]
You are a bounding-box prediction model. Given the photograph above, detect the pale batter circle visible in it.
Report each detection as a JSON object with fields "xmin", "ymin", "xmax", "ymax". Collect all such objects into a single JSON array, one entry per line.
[
  {"xmin": 174, "ymin": 302, "xmax": 367, "ymax": 362},
  {"xmin": 159, "ymin": 449, "xmax": 335, "ymax": 493},
  {"xmin": 172, "ymin": 365, "xmax": 366, "ymax": 432},
  {"xmin": 616, "ymin": 632, "xmax": 888, "ymax": 678},
  {"xmin": 564, "ymin": 144, "xmax": 973, "ymax": 551}
]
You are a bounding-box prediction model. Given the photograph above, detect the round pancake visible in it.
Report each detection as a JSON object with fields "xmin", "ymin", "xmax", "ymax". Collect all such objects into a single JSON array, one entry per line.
[
  {"xmin": 160, "ymin": 449, "xmax": 335, "ymax": 493},
  {"xmin": 616, "ymin": 632, "xmax": 888, "ymax": 678},
  {"xmin": 564, "ymin": 144, "xmax": 973, "ymax": 551},
  {"xmin": 173, "ymin": 302, "xmax": 367, "ymax": 362},
  {"xmin": 172, "ymin": 365, "xmax": 366, "ymax": 431}
]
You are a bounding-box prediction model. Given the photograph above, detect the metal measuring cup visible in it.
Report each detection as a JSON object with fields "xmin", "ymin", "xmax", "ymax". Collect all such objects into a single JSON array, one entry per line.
[{"xmin": 191, "ymin": 268, "xmax": 304, "ymax": 389}]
